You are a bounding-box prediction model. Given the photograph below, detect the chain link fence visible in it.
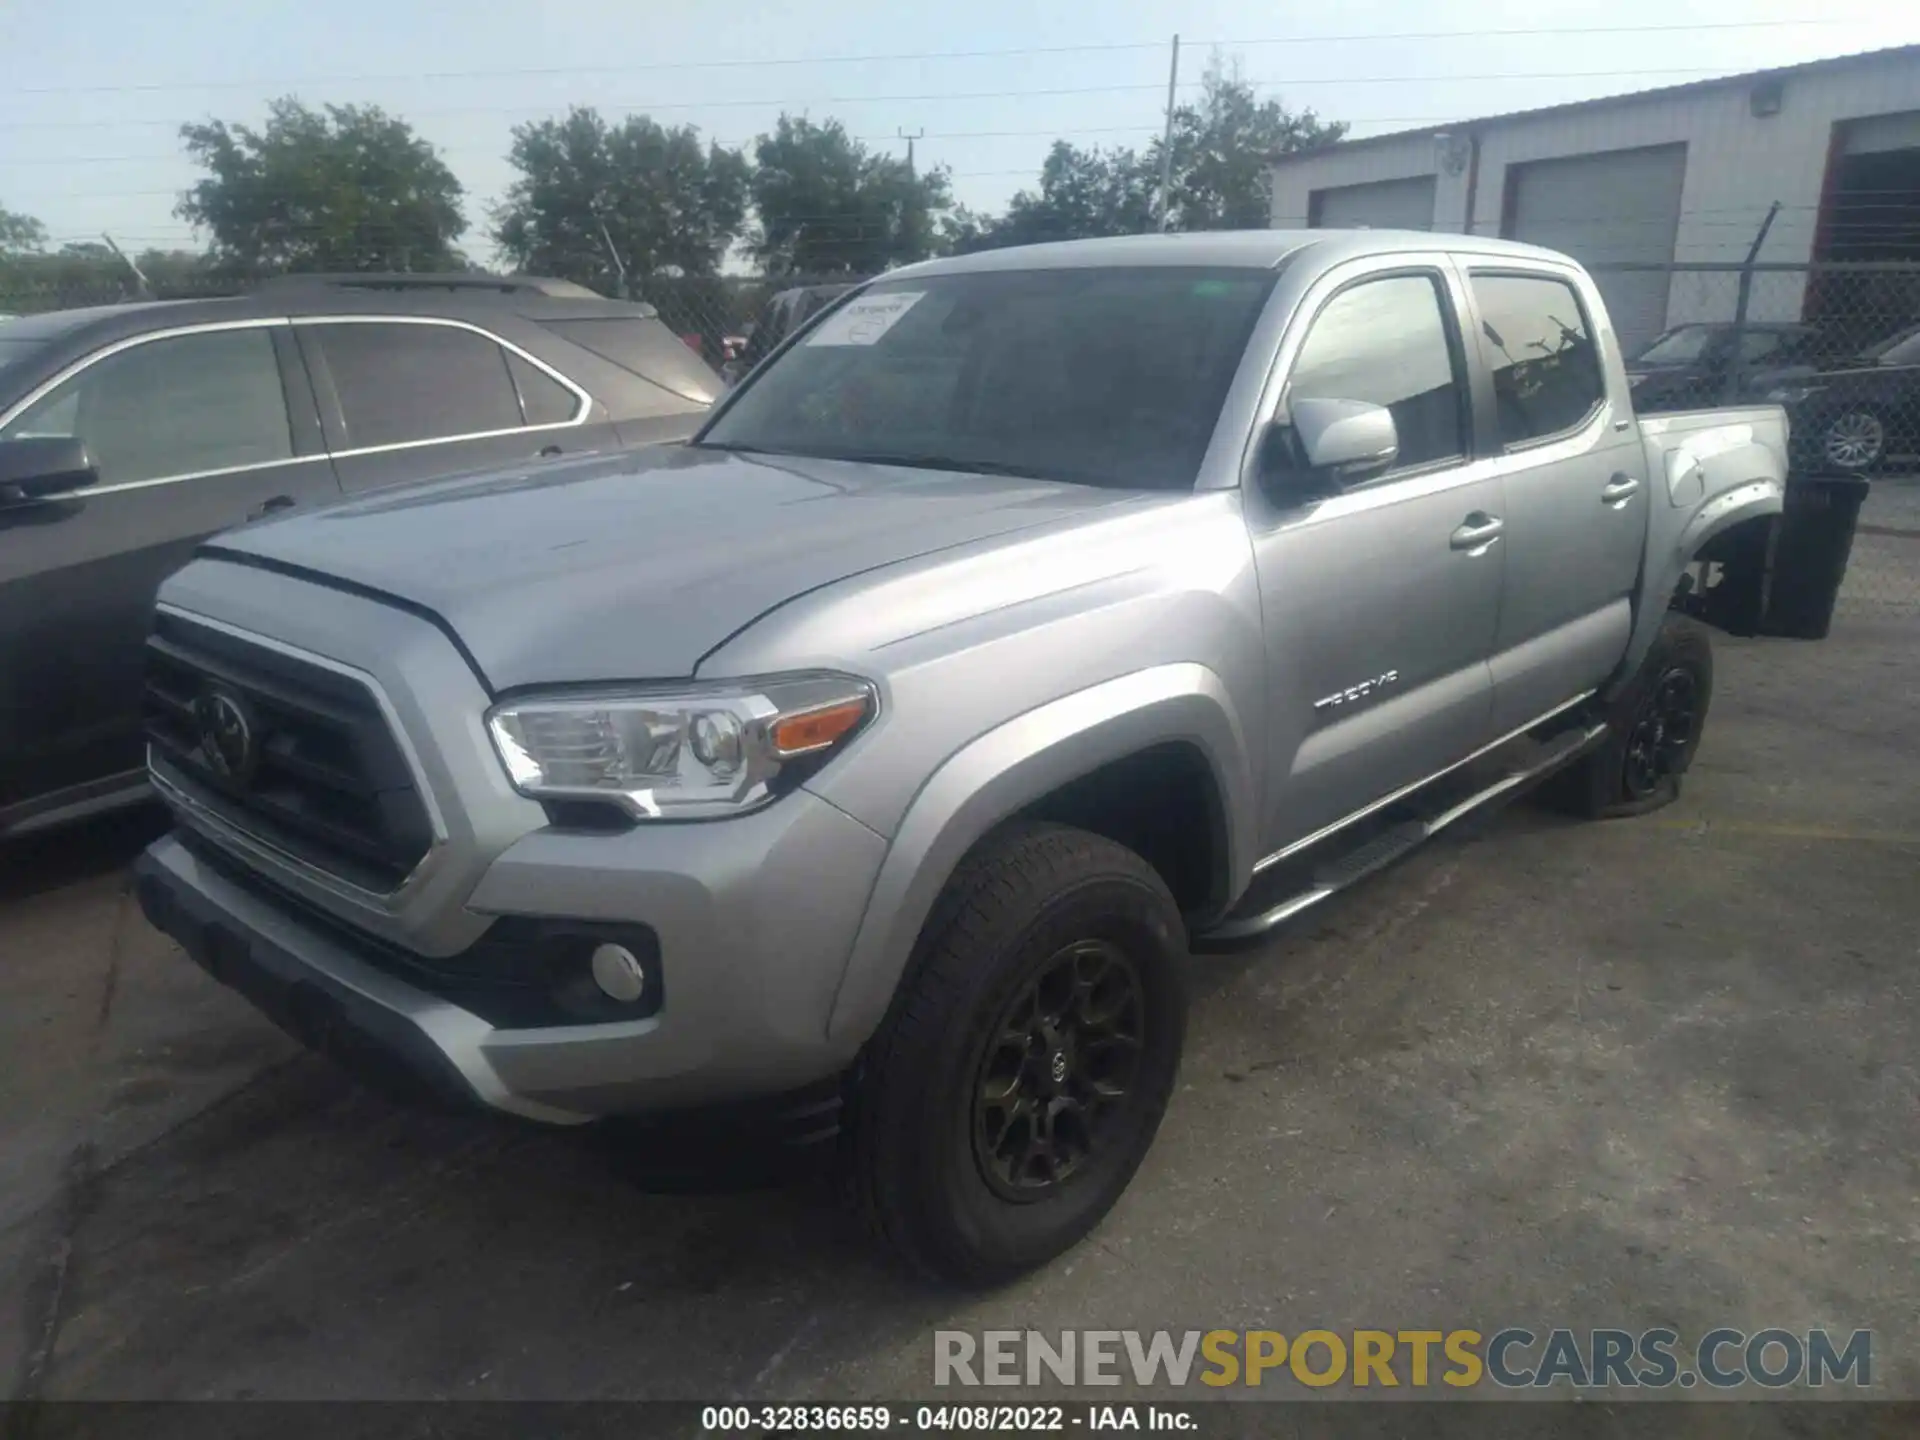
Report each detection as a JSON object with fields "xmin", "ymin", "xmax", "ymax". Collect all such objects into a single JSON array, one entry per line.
[
  {"xmin": 1594, "ymin": 259, "xmax": 1920, "ymax": 623},
  {"xmin": 7, "ymin": 259, "xmax": 1916, "ymax": 625}
]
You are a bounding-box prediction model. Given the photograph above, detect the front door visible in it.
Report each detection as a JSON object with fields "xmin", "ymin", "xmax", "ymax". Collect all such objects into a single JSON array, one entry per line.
[
  {"xmin": 1245, "ymin": 263, "xmax": 1506, "ymax": 857},
  {"xmin": 0, "ymin": 322, "xmax": 339, "ymax": 821}
]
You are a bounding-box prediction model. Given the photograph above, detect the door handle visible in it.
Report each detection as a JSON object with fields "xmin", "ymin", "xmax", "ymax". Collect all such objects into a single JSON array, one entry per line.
[
  {"xmin": 1449, "ymin": 514, "xmax": 1504, "ymax": 553},
  {"xmin": 1601, "ymin": 474, "xmax": 1641, "ymax": 506},
  {"xmin": 247, "ymin": 495, "xmax": 296, "ymax": 521},
  {"xmin": 538, "ymin": 444, "xmax": 564, "ymax": 458}
]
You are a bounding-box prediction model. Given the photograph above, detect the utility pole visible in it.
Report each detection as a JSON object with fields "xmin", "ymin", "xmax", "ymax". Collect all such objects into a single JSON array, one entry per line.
[
  {"xmin": 1156, "ymin": 35, "xmax": 1180, "ymax": 233},
  {"xmin": 898, "ymin": 126, "xmax": 925, "ymax": 180}
]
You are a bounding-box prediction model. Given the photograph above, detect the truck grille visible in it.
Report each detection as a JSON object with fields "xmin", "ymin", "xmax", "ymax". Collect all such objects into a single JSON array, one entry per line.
[{"xmin": 143, "ymin": 611, "xmax": 435, "ymax": 893}]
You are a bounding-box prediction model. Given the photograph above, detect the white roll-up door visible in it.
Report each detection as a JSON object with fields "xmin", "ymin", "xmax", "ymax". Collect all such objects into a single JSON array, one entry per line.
[
  {"xmin": 1505, "ymin": 143, "xmax": 1687, "ymax": 355},
  {"xmin": 1310, "ymin": 176, "xmax": 1437, "ymax": 231}
]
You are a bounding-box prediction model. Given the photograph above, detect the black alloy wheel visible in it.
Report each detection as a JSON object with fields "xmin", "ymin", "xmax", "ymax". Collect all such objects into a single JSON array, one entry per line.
[
  {"xmin": 971, "ymin": 938, "xmax": 1145, "ymax": 1200},
  {"xmin": 1621, "ymin": 667, "xmax": 1701, "ymax": 801}
]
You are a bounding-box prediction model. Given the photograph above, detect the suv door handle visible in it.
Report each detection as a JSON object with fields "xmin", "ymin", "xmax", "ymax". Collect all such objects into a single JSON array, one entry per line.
[
  {"xmin": 538, "ymin": 444, "xmax": 564, "ymax": 458},
  {"xmin": 247, "ymin": 495, "xmax": 296, "ymax": 520},
  {"xmin": 1449, "ymin": 514, "xmax": 1504, "ymax": 553},
  {"xmin": 1601, "ymin": 474, "xmax": 1641, "ymax": 506}
]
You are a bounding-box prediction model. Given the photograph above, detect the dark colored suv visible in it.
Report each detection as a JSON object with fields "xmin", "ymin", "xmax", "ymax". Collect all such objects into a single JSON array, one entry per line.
[{"xmin": 0, "ymin": 273, "xmax": 723, "ymax": 839}]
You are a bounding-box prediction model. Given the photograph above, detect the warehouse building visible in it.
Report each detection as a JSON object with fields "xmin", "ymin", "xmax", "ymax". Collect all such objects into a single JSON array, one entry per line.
[{"xmin": 1268, "ymin": 45, "xmax": 1920, "ymax": 354}]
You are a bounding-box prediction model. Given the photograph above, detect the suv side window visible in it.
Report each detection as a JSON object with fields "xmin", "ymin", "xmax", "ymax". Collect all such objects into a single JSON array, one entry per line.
[
  {"xmin": 504, "ymin": 351, "xmax": 578, "ymax": 426},
  {"xmin": 1, "ymin": 328, "xmax": 292, "ymax": 486},
  {"xmin": 1287, "ymin": 273, "xmax": 1466, "ymax": 474},
  {"xmin": 1468, "ymin": 273, "xmax": 1605, "ymax": 447},
  {"xmin": 308, "ymin": 321, "xmax": 526, "ymax": 450}
]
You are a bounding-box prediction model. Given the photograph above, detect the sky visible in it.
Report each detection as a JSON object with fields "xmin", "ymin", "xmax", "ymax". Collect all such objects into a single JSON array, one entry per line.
[{"xmin": 4, "ymin": 0, "xmax": 1918, "ymax": 265}]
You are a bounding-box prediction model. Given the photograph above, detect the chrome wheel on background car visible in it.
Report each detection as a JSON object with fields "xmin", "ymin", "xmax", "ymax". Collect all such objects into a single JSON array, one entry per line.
[{"xmin": 1822, "ymin": 410, "xmax": 1885, "ymax": 471}]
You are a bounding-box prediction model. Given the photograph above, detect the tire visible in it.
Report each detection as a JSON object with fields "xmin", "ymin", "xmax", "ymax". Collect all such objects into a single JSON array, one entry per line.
[
  {"xmin": 844, "ymin": 822, "xmax": 1187, "ymax": 1285},
  {"xmin": 1538, "ymin": 614, "xmax": 1714, "ymax": 820},
  {"xmin": 1821, "ymin": 408, "xmax": 1886, "ymax": 473}
]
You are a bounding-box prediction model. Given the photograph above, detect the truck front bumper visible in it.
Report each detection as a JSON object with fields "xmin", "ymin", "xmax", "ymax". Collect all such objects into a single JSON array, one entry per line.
[{"xmin": 135, "ymin": 786, "xmax": 889, "ymax": 1124}]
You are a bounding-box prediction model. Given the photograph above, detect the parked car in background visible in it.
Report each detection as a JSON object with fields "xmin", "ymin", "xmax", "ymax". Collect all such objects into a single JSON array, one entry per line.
[
  {"xmin": 0, "ymin": 272, "xmax": 723, "ymax": 841},
  {"xmin": 722, "ymin": 282, "xmax": 858, "ymax": 384},
  {"xmin": 1626, "ymin": 320, "xmax": 1825, "ymax": 413},
  {"xmin": 131, "ymin": 232, "xmax": 1786, "ymax": 1282},
  {"xmin": 1763, "ymin": 320, "xmax": 1920, "ymax": 472}
]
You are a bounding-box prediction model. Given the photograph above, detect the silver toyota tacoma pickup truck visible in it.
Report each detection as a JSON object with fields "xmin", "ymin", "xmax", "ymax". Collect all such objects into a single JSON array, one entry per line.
[{"xmin": 132, "ymin": 231, "xmax": 1788, "ymax": 1282}]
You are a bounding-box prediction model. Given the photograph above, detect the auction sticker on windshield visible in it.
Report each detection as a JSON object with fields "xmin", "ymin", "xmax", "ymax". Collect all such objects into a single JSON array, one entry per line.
[{"xmin": 808, "ymin": 292, "xmax": 923, "ymax": 346}]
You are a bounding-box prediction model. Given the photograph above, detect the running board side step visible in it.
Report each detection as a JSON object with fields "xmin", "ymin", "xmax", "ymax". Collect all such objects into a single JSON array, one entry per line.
[{"xmin": 1192, "ymin": 722, "xmax": 1609, "ymax": 953}]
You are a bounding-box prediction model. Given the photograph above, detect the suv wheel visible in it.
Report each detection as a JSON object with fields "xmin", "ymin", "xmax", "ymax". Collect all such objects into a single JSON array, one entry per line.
[
  {"xmin": 845, "ymin": 823, "xmax": 1186, "ymax": 1285},
  {"xmin": 1539, "ymin": 614, "xmax": 1714, "ymax": 820},
  {"xmin": 1822, "ymin": 409, "xmax": 1886, "ymax": 472}
]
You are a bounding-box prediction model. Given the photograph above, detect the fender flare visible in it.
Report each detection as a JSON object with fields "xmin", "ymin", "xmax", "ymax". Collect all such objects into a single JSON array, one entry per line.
[
  {"xmin": 823, "ymin": 663, "xmax": 1256, "ymax": 1046},
  {"xmin": 1609, "ymin": 462, "xmax": 1784, "ymax": 696}
]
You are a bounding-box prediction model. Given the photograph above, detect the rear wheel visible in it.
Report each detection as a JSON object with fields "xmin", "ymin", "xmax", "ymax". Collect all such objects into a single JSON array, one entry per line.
[
  {"xmin": 844, "ymin": 823, "xmax": 1186, "ymax": 1285},
  {"xmin": 1539, "ymin": 614, "xmax": 1714, "ymax": 820}
]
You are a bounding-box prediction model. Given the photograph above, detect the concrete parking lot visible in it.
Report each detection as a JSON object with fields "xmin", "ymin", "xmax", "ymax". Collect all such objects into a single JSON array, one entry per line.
[{"xmin": 3, "ymin": 498, "xmax": 1917, "ymax": 1413}]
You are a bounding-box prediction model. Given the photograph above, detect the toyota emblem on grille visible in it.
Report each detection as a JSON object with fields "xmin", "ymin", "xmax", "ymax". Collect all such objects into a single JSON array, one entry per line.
[{"xmin": 193, "ymin": 688, "xmax": 258, "ymax": 783}]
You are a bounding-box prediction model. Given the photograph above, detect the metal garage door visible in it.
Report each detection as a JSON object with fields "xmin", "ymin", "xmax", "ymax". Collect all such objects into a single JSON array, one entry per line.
[
  {"xmin": 1504, "ymin": 143, "xmax": 1687, "ymax": 356},
  {"xmin": 1310, "ymin": 176, "xmax": 1437, "ymax": 231}
]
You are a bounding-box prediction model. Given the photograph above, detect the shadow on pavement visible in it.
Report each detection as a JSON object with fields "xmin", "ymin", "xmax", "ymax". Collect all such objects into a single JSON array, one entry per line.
[{"xmin": 0, "ymin": 804, "xmax": 169, "ymax": 906}]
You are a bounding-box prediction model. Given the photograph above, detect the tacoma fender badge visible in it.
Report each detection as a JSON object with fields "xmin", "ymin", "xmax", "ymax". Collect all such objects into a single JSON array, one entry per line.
[{"xmin": 1313, "ymin": 670, "xmax": 1400, "ymax": 711}]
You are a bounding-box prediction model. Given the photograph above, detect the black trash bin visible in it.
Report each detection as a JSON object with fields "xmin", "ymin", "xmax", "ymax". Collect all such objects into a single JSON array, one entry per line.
[{"xmin": 1759, "ymin": 472, "xmax": 1870, "ymax": 640}]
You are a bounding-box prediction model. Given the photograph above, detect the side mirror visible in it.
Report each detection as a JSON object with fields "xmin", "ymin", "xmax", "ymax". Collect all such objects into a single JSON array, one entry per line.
[
  {"xmin": 1290, "ymin": 397, "xmax": 1399, "ymax": 482},
  {"xmin": 0, "ymin": 436, "xmax": 96, "ymax": 505}
]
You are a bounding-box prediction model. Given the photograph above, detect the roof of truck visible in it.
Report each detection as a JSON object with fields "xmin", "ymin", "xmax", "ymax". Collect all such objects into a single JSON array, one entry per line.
[{"xmin": 890, "ymin": 228, "xmax": 1577, "ymax": 279}]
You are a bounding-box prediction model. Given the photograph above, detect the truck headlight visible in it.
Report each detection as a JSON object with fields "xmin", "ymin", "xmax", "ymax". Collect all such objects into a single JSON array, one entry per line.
[
  {"xmin": 1765, "ymin": 384, "xmax": 1824, "ymax": 403},
  {"xmin": 486, "ymin": 673, "xmax": 876, "ymax": 820}
]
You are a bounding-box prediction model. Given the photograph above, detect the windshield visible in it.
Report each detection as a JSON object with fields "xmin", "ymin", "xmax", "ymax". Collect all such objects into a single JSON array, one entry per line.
[
  {"xmin": 1634, "ymin": 325, "xmax": 1717, "ymax": 365},
  {"xmin": 1854, "ymin": 322, "xmax": 1920, "ymax": 364},
  {"xmin": 699, "ymin": 267, "xmax": 1277, "ymax": 490}
]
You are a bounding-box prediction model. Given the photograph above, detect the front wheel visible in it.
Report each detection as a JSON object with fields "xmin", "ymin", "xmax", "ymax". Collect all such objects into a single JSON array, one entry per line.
[
  {"xmin": 844, "ymin": 823, "xmax": 1187, "ymax": 1285},
  {"xmin": 1539, "ymin": 614, "xmax": 1714, "ymax": 820}
]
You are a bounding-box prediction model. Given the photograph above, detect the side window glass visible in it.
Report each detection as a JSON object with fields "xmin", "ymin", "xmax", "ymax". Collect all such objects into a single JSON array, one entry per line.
[
  {"xmin": 1287, "ymin": 274, "xmax": 1466, "ymax": 473},
  {"xmin": 309, "ymin": 322, "xmax": 524, "ymax": 449},
  {"xmin": 505, "ymin": 351, "xmax": 578, "ymax": 426},
  {"xmin": 0, "ymin": 329, "xmax": 291, "ymax": 486},
  {"xmin": 1469, "ymin": 273, "xmax": 1605, "ymax": 447}
]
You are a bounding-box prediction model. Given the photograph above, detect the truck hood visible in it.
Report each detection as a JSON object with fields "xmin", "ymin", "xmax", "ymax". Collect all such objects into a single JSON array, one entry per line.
[{"xmin": 205, "ymin": 445, "xmax": 1143, "ymax": 690}]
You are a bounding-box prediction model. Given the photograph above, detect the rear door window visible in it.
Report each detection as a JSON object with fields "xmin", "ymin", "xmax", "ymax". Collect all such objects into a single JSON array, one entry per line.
[
  {"xmin": 1468, "ymin": 273, "xmax": 1606, "ymax": 447},
  {"xmin": 307, "ymin": 321, "xmax": 525, "ymax": 450},
  {"xmin": 504, "ymin": 351, "xmax": 579, "ymax": 426}
]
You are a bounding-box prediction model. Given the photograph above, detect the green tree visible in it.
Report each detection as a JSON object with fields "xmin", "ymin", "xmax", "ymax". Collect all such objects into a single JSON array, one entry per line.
[
  {"xmin": 492, "ymin": 108, "xmax": 750, "ymax": 295},
  {"xmin": 749, "ymin": 116, "xmax": 951, "ymax": 275},
  {"xmin": 1, "ymin": 204, "xmax": 47, "ymax": 257},
  {"xmin": 177, "ymin": 98, "xmax": 466, "ymax": 273},
  {"xmin": 973, "ymin": 141, "xmax": 1157, "ymax": 250},
  {"xmin": 1151, "ymin": 60, "xmax": 1346, "ymax": 231}
]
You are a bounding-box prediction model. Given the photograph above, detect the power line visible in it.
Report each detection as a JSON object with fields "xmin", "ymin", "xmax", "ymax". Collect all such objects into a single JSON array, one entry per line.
[
  {"xmin": 0, "ymin": 66, "xmax": 1767, "ymax": 135},
  {"xmin": 3, "ymin": 18, "xmax": 1881, "ymax": 97}
]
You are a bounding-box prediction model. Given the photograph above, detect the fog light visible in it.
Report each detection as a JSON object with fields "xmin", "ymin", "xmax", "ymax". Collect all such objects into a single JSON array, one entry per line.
[{"xmin": 589, "ymin": 942, "xmax": 648, "ymax": 1004}]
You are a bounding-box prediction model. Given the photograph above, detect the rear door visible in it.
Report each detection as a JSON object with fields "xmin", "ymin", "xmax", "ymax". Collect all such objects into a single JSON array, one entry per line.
[
  {"xmin": 1462, "ymin": 266, "xmax": 1648, "ymax": 735},
  {"xmin": 296, "ymin": 317, "xmax": 618, "ymax": 494},
  {"xmin": 0, "ymin": 321, "xmax": 336, "ymax": 818}
]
